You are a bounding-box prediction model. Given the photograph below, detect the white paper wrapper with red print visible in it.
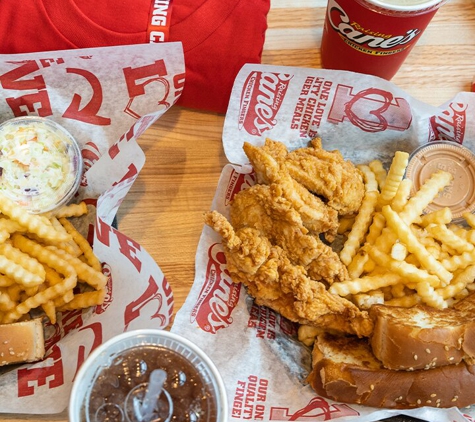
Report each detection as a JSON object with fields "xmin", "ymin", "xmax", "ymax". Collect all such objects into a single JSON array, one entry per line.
[
  {"xmin": 171, "ymin": 64, "xmax": 475, "ymax": 422},
  {"xmin": 0, "ymin": 43, "xmax": 184, "ymax": 414}
]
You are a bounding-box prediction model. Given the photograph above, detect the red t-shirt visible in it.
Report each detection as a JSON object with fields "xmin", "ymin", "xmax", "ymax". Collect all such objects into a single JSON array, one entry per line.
[{"xmin": 0, "ymin": 0, "xmax": 270, "ymax": 113}]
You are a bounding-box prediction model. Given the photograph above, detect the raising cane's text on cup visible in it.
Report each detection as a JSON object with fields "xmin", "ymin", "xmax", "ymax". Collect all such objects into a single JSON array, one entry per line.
[{"xmin": 321, "ymin": 0, "xmax": 446, "ymax": 80}]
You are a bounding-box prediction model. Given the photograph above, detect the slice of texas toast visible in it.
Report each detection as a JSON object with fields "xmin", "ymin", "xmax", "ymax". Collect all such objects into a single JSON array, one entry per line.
[
  {"xmin": 308, "ymin": 333, "xmax": 475, "ymax": 409},
  {"xmin": 369, "ymin": 293, "xmax": 475, "ymax": 370}
]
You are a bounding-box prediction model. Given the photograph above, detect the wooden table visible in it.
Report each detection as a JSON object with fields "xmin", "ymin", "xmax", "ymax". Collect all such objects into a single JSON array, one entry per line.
[{"xmin": 3, "ymin": 0, "xmax": 475, "ymax": 420}]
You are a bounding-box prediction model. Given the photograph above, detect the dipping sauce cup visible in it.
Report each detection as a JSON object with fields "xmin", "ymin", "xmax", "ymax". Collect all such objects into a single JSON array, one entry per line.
[
  {"xmin": 320, "ymin": 0, "xmax": 446, "ymax": 80},
  {"xmin": 69, "ymin": 329, "xmax": 228, "ymax": 422},
  {"xmin": 405, "ymin": 141, "xmax": 475, "ymax": 223},
  {"xmin": 0, "ymin": 116, "xmax": 83, "ymax": 214}
]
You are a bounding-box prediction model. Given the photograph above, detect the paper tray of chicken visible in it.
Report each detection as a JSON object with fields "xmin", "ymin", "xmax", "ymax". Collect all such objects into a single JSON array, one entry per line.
[{"xmin": 171, "ymin": 64, "xmax": 475, "ymax": 422}]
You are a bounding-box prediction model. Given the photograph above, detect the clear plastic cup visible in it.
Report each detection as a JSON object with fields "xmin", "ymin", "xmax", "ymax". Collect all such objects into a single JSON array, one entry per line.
[
  {"xmin": 321, "ymin": 0, "xmax": 447, "ymax": 80},
  {"xmin": 69, "ymin": 329, "xmax": 228, "ymax": 422},
  {"xmin": 0, "ymin": 116, "xmax": 83, "ymax": 214}
]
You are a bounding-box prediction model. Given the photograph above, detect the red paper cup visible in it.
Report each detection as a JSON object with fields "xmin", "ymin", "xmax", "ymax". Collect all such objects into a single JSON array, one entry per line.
[{"xmin": 320, "ymin": 0, "xmax": 446, "ymax": 80}]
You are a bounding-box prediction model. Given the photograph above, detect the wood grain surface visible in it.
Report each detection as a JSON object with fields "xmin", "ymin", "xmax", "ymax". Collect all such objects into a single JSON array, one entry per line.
[{"xmin": 2, "ymin": 0, "xmax": 475, "ymax": 420}]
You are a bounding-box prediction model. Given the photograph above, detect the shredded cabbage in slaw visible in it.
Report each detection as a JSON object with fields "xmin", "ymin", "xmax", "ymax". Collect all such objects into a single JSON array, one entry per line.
[{"xmin": 0, "ymin": 120, "xmax": 79, "ymax": 213}]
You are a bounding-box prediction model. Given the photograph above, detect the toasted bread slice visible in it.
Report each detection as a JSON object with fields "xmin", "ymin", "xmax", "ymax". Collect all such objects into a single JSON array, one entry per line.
[
  {"xmin": 369, "ymin": 293, "xmax": 475, "ymax": 370},
  {"xmin": 308, "ymin": 333, "xmax": 475, "ymax": 409},
  {"xmin": 0, "ymin": 318, "xmax": 45, "ymax": 366}
]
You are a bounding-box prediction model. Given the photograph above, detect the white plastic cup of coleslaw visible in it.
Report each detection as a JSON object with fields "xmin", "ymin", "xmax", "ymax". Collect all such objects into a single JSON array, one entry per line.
[{"xmin": 0, "ymin": 116, "xmax": 83, "ymax": 214}]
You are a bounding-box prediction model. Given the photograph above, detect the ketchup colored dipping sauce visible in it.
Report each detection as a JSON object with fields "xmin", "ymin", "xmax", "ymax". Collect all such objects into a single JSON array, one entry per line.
[{"xmin": 83, "ymin": 345, "xmax": 218, "ymax": 422}]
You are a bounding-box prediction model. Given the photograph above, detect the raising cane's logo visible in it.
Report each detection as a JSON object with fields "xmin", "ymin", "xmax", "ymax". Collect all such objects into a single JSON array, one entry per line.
[
  {"xmin": 191, "ymin": 243, "xmax": 241, "ymax": 333},
  {"xmin": 239, "ymin": 71, "xmax": 293, "ymax": 136},
  {"xmin": 326, "ymin": 0, "xmax": 421, "ymax": 56},
  {"xmin": 429, "ymin": 102, "xmax": 467, "ymax": 144}
]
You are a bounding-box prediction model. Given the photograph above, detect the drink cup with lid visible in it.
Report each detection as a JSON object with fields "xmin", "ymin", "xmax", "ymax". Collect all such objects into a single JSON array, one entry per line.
[
  {"xmin": 320, "ymin": 0, "xmax": 447, "ymax": 80},
  {"xmin": 69, "ymin": 329, "xmax": 228, "ymax": 422}
]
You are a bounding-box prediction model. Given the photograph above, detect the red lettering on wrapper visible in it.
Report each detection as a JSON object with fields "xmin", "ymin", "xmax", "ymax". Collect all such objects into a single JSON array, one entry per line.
[
  {"xmin": 232, "ymin": 375, "xmax": 269, "ymax": 419},
  {"xmin": 191, "ymin": 243, "xmax": 241, "ymax": 333},
  {"xmin": 328, "ymin": 85, "xmax": 412, "ymax": 132},
  {"xmin": 17, "ymin": 345, "xmax": 63, "ymax": 397},
  {"xmin": 74, "ymin": 322, "xmax": 103, "ymax": 381},
  {"xmin": 124, "ymin": 275, "xmax": 171, "ymax": 329},
  {"xmin": 123, "ymin": 60, "xmax": 171, "ymax": 119},
  {"xmin": 269, "ymin": 397, "xmax": 359, "ymax": 420},
  {"xmin": 429, "ymin": 102, "xmax": 467, "ymax": 144},
  {"xmin": 116, "ymin": 231, "xmax": 142, "ymax": 272},
  {"xmin": 239, "ymin": 71, "xmax": 293, "ymax": 136},
  {"xmin": 62, "ymin": 68, "xmax": 111, "ymax": 125},
  {"xmin": 0, "ymin": 61, "xmax": 52, "ymax": 116}
]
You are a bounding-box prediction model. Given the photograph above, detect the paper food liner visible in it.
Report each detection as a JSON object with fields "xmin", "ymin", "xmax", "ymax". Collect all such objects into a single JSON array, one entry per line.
[
  {"xmin": 0, "ymin": 43, "xmax": 185, "ymax": 414},
  {"xmin": 171, "ymin": 64, "xmax": 475, "ymax": 422}
]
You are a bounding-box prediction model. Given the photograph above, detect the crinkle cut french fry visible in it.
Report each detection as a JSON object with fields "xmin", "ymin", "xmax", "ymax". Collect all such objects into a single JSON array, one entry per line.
[
  {"xmin": 47, "ymin": 246, "xmax": 107, "ymax": 290},
  {"xmin": 453, "ymin": 227, "xmax": 475, "ymax": 244},
  {"xmin": 390, "ymin": 178, "xmax": 412, "ymax": 213},
  {"xmin": 352, "ymin": 290, "xmax": 384, "ymax": 309},
  {"xmin": 436, "ymin": 265, "xmax": 475, "ymax": 300},
  {"xmin": 0, "ymin": 254, "xmax": 44, "ymax": 288},
  {"xmin": 426, "ymin": 223, "xmax": 474, "ymax": 254},
  {"xmin": 415, "ymin": 280, "xmax": 447, "ymax": 309},
  {"xmin": 3, "ymin": 234, "xmax": 78, "ymax": 323},
  {"xmin": 59, "ymin": 217, "xmax": 102, "ymax": 272},
  {"xmin": 440, "ymin": 249, "xmax": 475, "ymax": 273},
  {"xmin": 372, "ymin": 170, "xmax": 454, "ymax": 255},
  {"xmin": 382, "ymin": 205, "xmax": 453, "ymax": 285},
  {"xmin": 365, "ymin": 212, "xmax": 385, "ymax": 245},
  {"xmin": 368, "ymin": 159, "xmax": 387, "ymax": 190},
  {"xmin": 418, "ymin": 207, "xmax": 453, "ymax": 227},
  {"xmin": 57, "ymin": 289, "xmax": 106, "ymax": 311},
  {"xmin": 378, "ymin": 151, "xmax": 409, "ymax": 208},
  {"xmin": 329, "ymin": 272, "xmax": 402, "ymax": 296},
  {"xmin": 41, "ymin": 299, "xmax": 57, "ymax": 325},
  {"xmin": 399, "ymin": 170, "xmax": 453, "ymax": 224},
  {"xmin": 53, "ymin": 289, "xmax": 75, "ymax": 307},
  {"xmin": 49, "ymin": 217, "xmax": 82, "ymax": 257},
  {"xmin": 367, "ymin": 244, "xmax": 441, "ymax": 287},
  {"xmin": 0, "ymin": 217, "xmax": 24, "ymax": 243},
  {"xmin": 0, "ymin": 243, "xmax": 45, "ymax": 281},
  {"xmin": 0, "ymin": 193, "xmax": 71, "ymax": 242},
  {"xmin": 462, "ymin": 211, "xmax": 475, "ymax": 228},
  {"xmin": 0, "ymin": 288, "xmax": 16, "ymax": 312},
  {"xmin": 340, "ymin": 191, "xmax": 378, "ymax": 266},
  {"xmin": 347, "ymin": 248, "xmax": 369, "ymax": 279},
  {"xmin": 390, "ymin": 242, "xmax": 407, "ymax": 261},
  {"xmin": 357, "ymin": 164, "xmax": 379, "ymax": 192},
  {"xmin": 53, "ymin": 202, "xmax": 88, "ymax": 218}
]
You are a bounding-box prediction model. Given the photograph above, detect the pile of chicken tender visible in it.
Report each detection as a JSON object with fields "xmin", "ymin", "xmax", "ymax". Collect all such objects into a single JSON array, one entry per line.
[{"xmin": 205, "ymin": 138, "xmax": 373, "ymax": 338}]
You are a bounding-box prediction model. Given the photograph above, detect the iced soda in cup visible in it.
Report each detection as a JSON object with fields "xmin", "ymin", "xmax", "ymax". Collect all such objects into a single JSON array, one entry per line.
[
  {"xmin": 320, "ymin": 0, "xmax": 447, "ymax": 79},
  {"xmin": 69, "ymin": 330, "xmax": 228, "ymax": 422}
]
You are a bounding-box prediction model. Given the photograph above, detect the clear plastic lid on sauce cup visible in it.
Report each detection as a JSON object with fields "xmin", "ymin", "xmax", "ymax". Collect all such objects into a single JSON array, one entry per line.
[
  {"xmin": 405, "ymin": 141, "xmax": 475, "ymax": 222},
  {"xmin": 69, "ymin": 329, "xmax": 228, "ymax": 422},
  {"xmin": 0, "ymin": 116, "xmax": 83, "ymax": 214}
]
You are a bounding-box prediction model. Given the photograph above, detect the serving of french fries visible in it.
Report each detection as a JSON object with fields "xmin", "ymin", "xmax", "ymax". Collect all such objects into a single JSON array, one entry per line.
[
  {"xmin": 331, "ymin": 150, "xmax": 475, "ymax": 310},
  {"xmin": 0, "ymin": 193, "xmax": 107, "ymax": 325}
]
